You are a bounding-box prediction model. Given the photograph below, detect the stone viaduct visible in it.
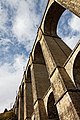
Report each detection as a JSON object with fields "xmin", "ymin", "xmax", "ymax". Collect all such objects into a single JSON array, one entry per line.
[{"xmin": 13, "ymin": 0, "xmax": 80, "ymax": 120}]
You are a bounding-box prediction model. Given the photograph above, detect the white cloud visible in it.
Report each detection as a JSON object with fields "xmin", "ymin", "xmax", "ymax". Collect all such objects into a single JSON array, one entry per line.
[
  {"xmin": 69, "ymin": 14, "xmax": 80, "ymax": 32},
  {"xmin": 0, "ymin": 38, "xmax": 11, "ymax": 46},
  {"xmin": 64, "ymin": 14, "xmax": 80, "ymax": 49},
  {"xmin": 12, "ymin": 1, "xmax": 34, "ymax": 52},
  {"xmin": 12, "ymin": 0, "xmax": 39, "ymax": 41},
  {"xmin": 0, "ymin": 38, "xmax": 11, "ymax": 54},
  {"xmin": 3, "ymin": 0, "xmax": 19, "ymax": 8},
  {"xmin": 62, "ymin": 35, "xmax": 80, "ymax": 49},
  {"xmin": 7, "ymin": 0, "xmax": 18, "ymax": 5},
  {"xmin": 0, "ymin": 3, "xmax": 8, "ymax": 32},
  {"xmin": 58, "ymin": 10, "xmax": 80, "ymax": 49},
  {"xmin": 13, "ymin": 54, "xmax": 28, "ymax": 70},
  {"xmin": 0, "ymin": 54, "xmax": 28, "ymax": 112},
  {"xmin": 12, "ymin": 0, "xmax": 43, "ymax": 52}
]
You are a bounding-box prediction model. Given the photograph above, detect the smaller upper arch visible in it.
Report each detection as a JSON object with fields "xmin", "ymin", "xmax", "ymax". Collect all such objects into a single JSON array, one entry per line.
[
  {"xmin": 20, "ymin": 83, "xmax": 24, "ymax": 97},
  {"xmin": 33, "ymin": 42, "xmax": 45, "ymax": 64},
  {"xmin": 44, "ymin": 1, "xmax": 65, "ymax": 36},
  {"xmin": 26, "ymin": 66, "xmax": 32, "ymax": 83}
]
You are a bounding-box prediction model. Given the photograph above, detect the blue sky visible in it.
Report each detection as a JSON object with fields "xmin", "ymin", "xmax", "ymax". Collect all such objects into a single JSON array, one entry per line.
[
  {"xmin": 57, "ymin": 10, "xmax": 80, "ymax": 48},
  {"xmin": 0, "ymin": 0, "xmax": 80, "ymax": 112}
]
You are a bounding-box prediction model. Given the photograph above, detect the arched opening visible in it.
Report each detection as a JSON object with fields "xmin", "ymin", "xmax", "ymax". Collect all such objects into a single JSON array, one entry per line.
[
  {"xmin": 33, "ymin": 42, "xmax": 50, "ymax": 98},
  {"xmin": 44, "ymin": 1, "xmax": 80, "ymax": 50},
  {"xmin": 18, "ymin": 86, "xmax": 24, "ymax": 120},
  {"xmin": 21, "ymin": 83, "xmax": 24, "ymax": 98},
  {"xmin": 43, "ymin": 1, "xmax": 72, "ymax": 68},
  {"xmin": 25, "ymin": 66, "xmax": 34, "ymax": 118},
  {"xmin": 73, "ymin": 51, "xmax": 80, "ymax": 88},
  {"xmin": 32, "ymin": 42, "xmax": 51, "ymax": 119},
  {"xmin": 16, "ymin": 97, "xmax": 19, "ymax": 117},
  {"xmin": 57, "ymin": 10, "xmax": 80, "ymax": 49},
  {"xmin": 47, "ymin": 92, "xmax": 59, "ymax": 120},
  {"xmin": 34, "ymin": 42, "xmax": 45, "ymax": 64},
  {"xmin": 44, "ymin": 1, "xmax": 65, "ymax": 36},
  {"xmin": 27, "ymin": 67, "xmax": 31, "ymax": 82},
  {"xmin": 21, "ymin": 83, "xmax": 24, "ymax": 120}
]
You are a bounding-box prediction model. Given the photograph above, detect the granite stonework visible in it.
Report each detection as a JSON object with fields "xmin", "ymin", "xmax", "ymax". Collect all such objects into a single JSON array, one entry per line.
[{"xmin": 13, "ymin": 0, "xmax": 80, "ymax": 120}]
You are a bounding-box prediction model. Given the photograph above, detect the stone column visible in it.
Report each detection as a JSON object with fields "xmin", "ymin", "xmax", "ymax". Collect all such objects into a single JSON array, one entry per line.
[
  {"xmin": 40, "ymin": 33, "xmax": 71, "ymax": 77},
  {"xmin": 14, "ymin": 100, "xmax": 18, "ymax": 116},
  {"xmin": 24, "ymin": 79, "xmax": 27, "ymax": 120},
  {"xmin": 18, "ymin": 90, "xmax": 24, "ymax": 120},
  {"xmin": 24, "ymin": 70, "xmax": 34, "ymax": 120},
  {"xmin": 31, "ymin": 63, "xmax": 48, "ymax": 120}
]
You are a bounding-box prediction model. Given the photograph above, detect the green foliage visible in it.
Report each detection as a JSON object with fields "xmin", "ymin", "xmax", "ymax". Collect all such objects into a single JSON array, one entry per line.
[{"xmin": 0, "ymin": 110, "xmax": 17, "ymax": 120}]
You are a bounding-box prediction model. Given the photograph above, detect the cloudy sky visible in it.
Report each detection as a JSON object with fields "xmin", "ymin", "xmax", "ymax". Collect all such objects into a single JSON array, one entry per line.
[{"xmin": 0, "ymin": 0, "xmax": 80, "ymax": 112}]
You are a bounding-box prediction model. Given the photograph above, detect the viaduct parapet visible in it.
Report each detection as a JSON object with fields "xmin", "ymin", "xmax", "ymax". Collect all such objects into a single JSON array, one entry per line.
[{"xmin": 13, "ymin": 0, "xmax": 80, "ymax": 120}]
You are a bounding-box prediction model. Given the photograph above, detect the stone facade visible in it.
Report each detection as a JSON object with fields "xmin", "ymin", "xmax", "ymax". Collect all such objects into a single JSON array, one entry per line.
[
  {"xmin": 55, "ymin": 0, "xmax": 80, "ymax": 17},
  {"xmin": 13, "ymin": 0, "xmax": 80, "ymax": 120}
]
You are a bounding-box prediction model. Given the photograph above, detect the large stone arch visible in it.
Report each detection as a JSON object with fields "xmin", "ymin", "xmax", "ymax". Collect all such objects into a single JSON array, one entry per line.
[
  {"xmin": 73, "ymin": 51, "xmax": 80, "ymax": 88},
  {"xmin": 18, "ymin": 86, "xmax": 24, "ymax": 120},
  {"xmin": 39, "ymin": 1, "xmax": 72, "ymax": 77},
  {"xmin": 44, "ymin": 1, "xmax": 65, "ymax": 36},
  {"xmin": 14, "ymin": 96, "xmax": 19, "ymax": 117},
  {"xmin": 21, "ymin": 83, "xmax": 24, "ymax": 120},
  {"xmin": 33, "ymin": 42, "xmax": 45, "ymax": 64},
  {"xmin": 32, "ymin": 41, "xmax": 50, "ymax": 99},
  {"xmin": 43, "ymin": 0, "xmax": 80, "ymax": 36},
  {"xmin": 47, "ymin": 92, "xmax": 59, "ymax": 120}
]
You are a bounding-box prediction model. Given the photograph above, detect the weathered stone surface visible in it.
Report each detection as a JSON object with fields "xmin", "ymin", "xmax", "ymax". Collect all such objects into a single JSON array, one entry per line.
[
  {"xmin": 57, "ymin": 92, "xmax": 80, "ymax": 120},
  {"xmin": 13, "ymin": 0, "xmax": 80, "ymax": 120},
  {"xmin": 55, "ymin": 0, "xmax": 80, "ymax": 17}
]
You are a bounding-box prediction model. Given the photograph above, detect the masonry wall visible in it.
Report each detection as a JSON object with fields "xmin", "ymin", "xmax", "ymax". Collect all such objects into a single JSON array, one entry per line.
[
  {"xmin": 13, "ymin": 0, "xmax": 80, "ymax": 120},
  {"xmin": 54, "ymin": 0, "xmax": 80, "ymax": 17}
]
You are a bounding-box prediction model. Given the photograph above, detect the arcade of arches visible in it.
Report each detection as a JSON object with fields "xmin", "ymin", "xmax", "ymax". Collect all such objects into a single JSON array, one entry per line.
[{"xmin": 13, "ymin": 0, "xmax": 80, "ymax": 120}]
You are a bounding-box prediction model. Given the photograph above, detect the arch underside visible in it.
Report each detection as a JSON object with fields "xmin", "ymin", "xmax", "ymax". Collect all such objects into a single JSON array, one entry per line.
[
  {"xmin": 44, "ymin": 2, "xmax": 65, "ymax": 36},
  {"xmin": 33, "ymin": 42, "xmax": 51, "ymax": 98},
  {"xmin": 73, "ymin": 52, "xmax": 80, "ymax": 88},
  {"xmin": 47, "ymin": 92, "xmax": 59, "ymax": 120}
]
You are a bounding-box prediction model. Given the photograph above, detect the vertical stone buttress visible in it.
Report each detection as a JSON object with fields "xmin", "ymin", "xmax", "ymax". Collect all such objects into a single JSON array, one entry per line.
[
  {"xmin": 24, "ymin": 77, "xmax": 27, "ymax": 120},
  {"xmin": 31, "ymin": 63, "xmax": 48, "ymax": 120},
  {"xmin": 24, "ymin": 69, "xmax": 34, "ymax": 120},
  {"xmin": 14, "ymin": 98, "xmax": 18, "ymax": 117},
  {"xmin": 18, "ymin": 88, "xmax": 24, "ymax": 120}
]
